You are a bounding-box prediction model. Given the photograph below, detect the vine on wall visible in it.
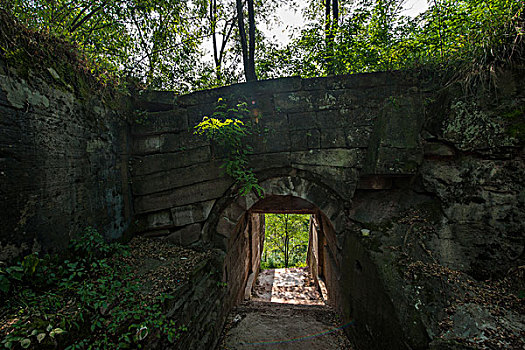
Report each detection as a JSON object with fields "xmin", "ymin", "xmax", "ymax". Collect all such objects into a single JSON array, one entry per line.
[{"xmin": 194, "ymin": 98, "xmax": 264, "ymax": 197}]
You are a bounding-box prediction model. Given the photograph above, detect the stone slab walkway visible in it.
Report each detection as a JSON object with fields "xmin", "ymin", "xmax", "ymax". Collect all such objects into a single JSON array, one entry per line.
[
  {"xmin": 218, "ymin": 268, "xmax": 352, "ymax": 350},
  {"xmin": 251, "ymin": 267, "xmax": 325, "ymax": 305}
]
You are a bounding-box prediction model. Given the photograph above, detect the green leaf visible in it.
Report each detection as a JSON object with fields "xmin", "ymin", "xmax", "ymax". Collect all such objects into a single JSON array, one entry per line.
[
  {"xmin": 0, "ymin": 275, "xmax": 10, "ymax": 293},
  {"xmin": 37, "ymin": 333, "xmax": 46, "ymax": 343},
  {"xmin": 20, "ymin": 339, "xmax": 31, "ymax": 349}
]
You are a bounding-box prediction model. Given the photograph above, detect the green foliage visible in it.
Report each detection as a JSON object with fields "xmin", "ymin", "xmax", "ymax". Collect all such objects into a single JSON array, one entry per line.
[
  {"xmin": 258, "ymin": 0, "xmax": 524, "ymax": 80},
  {"xmin": 1, "ymin": 0, "xmax": 206, "ymax": 91},
  {"xmin": 2, "ymin": 0, "xmax": 523, "ymax": 91},
  {"xmin": 261, "ymin": 214, "xmax": 310, "ymax": 269},
  {"xmin": 0, "ymin": 228, "xmax": 185, "ymax": 349},
  {"xmin": 194, "ymin": 98, "xmax": 263, "ymax": 197}
]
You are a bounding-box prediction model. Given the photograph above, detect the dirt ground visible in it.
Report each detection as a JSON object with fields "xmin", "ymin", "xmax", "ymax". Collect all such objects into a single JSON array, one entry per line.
[{"xmin": 218, "ymin": 268, "xmax": 353, "ymax": 350}]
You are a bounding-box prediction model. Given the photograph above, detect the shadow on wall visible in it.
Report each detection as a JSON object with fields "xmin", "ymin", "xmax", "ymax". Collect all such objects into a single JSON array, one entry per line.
[{"xmin": 207, "ymin": 174, "xmax": 424, "ymax": 350}]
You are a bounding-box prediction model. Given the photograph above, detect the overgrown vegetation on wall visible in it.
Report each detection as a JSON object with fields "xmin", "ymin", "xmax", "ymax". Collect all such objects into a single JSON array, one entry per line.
[
  {"xmin": 0, "ymin": 9, "xmax": 116, "ymax": 95},
  {"xmin": 194, "ymin": 98, "xmax": 263, "ymax": 197}
]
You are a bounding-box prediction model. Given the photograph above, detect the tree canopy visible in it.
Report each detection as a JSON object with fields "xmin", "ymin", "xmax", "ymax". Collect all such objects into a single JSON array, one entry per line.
[
  {"xmin": 1, "ymin": 0, "xmax": 523, "ymax": 92},
  {"xmin": 262, "ymin": 214, "xmax": 310, "ymax": 269}
]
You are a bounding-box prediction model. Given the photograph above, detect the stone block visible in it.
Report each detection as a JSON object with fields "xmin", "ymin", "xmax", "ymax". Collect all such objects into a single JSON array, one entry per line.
[
  {"xmin": 317, "ymin": 90, "xmax": 345, "ymax": 110},
  {"xmin": 263, "ymin": 131, "xmax": 291, "ymax": 153},
  {"xmin": 131, "ymin": 109, "xmax": 188, "ymax": 136},
  {"xmin": 134, "ymin": 178, "xmax": 232, "ymax": 214},
  {"xmin": 291, "ymin": 148, "xmax": 361, "ymax": 168},
  {"xmin": 316, "ymin": 110, "xmax": 345, "ymax": 128},
  {"xmin": 307, "ymin": 129, "xmax": 321, "ymax": 149},
  {"xmin": 222, "ymin": 201, "xmax": 246, "ymax": 223},
  {"xmin": 176, "ymin": 77, "xmax": 301, "ymax": 107},
  {"xmin": 147, "ymin": 210, "xmax": 173, "ymax": 229},
  {"xmin": 377, "ymin": 95, "xmax": 424, "ymax": 149},
  {"xmin": 365, "ymin": 147, "xmax": 423, "ymax": 175},
  {"xmin": 345, "ymin": 126, "xmax": 373, "ymax": 148},
  {"xmin": 216, "ymin": 217, "xmax": 238, "ymax": 239},
  {"xmin": 290, "ymin": 131, "xmax": 309, "ymax": 151},
  {"xmin": 213, "ymin": 231, "xmax": 229, "ymax": 251},
  {"xmin": 288, "ymin": 112, "xmax": 317, "ymax": 130},
  {"xmin": 301, "ymin": 77, "xmax": 326, "ymax": 91},
  {"xmin": 320, "ymin": 128, "xmax": 346, "ymax": 148},
  {"xmin": 424, "ymin": 142, "xmax": 456, "ymax": 157},
  {"xmin": 186, "ymin": 104, "xmax": 217, "ymax": 127},
  {"xmin": 136, "ymin": 90, "xmax": 175, "ymax": 107},
  {"xmin": 161, "ymin": 132, "xmax": 209, "ymax": 153},
  {"xmin": 274, "ymin": 91, "xmax": 314, "ymax": 113},
  {"xmin": 344, "ymin": 107, "xmax": 378, "ymax": 127},
  {"xmin": 133, "ymin": 135, "xmax": 161, "ymax": 154},
  {"xmin": 132, "ymin": 146, "xmax": 211, "ymax": 176},
  {"xmin": 261, "ymin": 112, "xmax": 288, "ymax": 130},
  {"xmin": 357, "ymin": 176, "xmax": 393, "ymax": 190},
  {"xmin": 166, "ymin": 223, "xmax": 202, "ymax": 246},
  {"xmin": 248, "ymin": 152, "xmax": 292, "ymax": 171},
  {"xmin": 132, "ymin": 162, "xmax": 223, "ymax": 196},
  {"xmin": 171, "ymin": 200, "xmax": 216, "ymax": 227}
]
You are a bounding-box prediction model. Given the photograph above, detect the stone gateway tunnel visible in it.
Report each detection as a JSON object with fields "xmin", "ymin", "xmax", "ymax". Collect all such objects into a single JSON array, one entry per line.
[{"xmin": 1, "ymin": 62, "xmax": 524, "ymax": 350}]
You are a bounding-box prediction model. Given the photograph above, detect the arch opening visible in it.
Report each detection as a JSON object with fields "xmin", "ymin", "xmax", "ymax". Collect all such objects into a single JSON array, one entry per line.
[
  {"xmin": 210, "ymin": 174, "xmax": 425, "ymax": 350},
  {"xmin": 208, "ymin": 174, "xmax": 351, "ymax": 339}
]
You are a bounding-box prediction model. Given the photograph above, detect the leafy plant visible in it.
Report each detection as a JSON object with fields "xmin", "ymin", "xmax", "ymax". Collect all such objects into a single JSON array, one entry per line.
[
  {"xmin": 1, "ymin": 227, "xmax": 185, "ymax": 349},
  {"xmin": 194, "ymin": 97, "xmax": 263, "ymax": 197}
]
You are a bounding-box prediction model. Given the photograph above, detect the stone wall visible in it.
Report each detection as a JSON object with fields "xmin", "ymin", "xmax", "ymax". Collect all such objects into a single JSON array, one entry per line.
[
  {"xmin": 130, "ymin": 71, "xmax": 428, "ymax": 243},
  {"xmin": 154, "ymin": 254, "xmax": 227, "ymax": 350},
  {"xmin": 223, "ymin": 213, "xmax": 264, "ymax": 307},
  {"xmin": 0, "ymin": 60, "xmax": 132, "ymax": 261},
  {"xmin": 340, "ymin": 69, "xmax": 525, "ymax": 348},
  {"xmin": 3, "ymin": 56, "xmax": 523, "ymax": 349}
]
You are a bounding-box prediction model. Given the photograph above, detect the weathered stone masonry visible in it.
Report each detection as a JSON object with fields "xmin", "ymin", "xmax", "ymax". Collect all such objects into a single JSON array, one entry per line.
[
  {"xmin": 131, "ymin": 72, "xmax": 427, "ymax": 240},
  {"xmin": 0, "ymin": 61, "xmax": 132, "ymax": 260},
  {"xmin": 130, "ymin": 69, "xmax": 524, "ymax": 349},
  {"xmin": 1, "ymin": 60, "xmax": 523, "ymax": 350}
]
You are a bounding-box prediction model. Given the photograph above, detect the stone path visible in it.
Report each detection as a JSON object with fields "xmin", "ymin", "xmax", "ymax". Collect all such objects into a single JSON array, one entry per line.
[
  {"xmin": 218, "ymin": 268, "xmax": 352, "ymax": 350},
  {"xmin": 251, "ymin": 267, "xmax": 325, "ymax": 305}
]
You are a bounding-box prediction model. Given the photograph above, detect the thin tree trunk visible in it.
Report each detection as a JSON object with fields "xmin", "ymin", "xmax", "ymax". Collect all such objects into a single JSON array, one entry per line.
[
  {"xmin": 210, "ymin": 0, "xmax": 222, "ymax": 82},
  {"xmin": 325, "ymin": 0, "xmax": 331, "ymax": 43},
  {"xmin": 284, "ymin": 215, "xmax": 289, "ymax": 268},
  {"xmin": 325, "ymin": 0, "xmax": 339, "ymax": 75},
  {"xmin": 246, "ymin": 0, "xmax": 257, "ymax": 81},
  {"xmin": 325, "ymin": 0, "xmax": 333, "ymax": 75},
  {"xmin": 236, "ymin": 0, "xmax": 257, "ymax": 82},
  {"xmin": 333, "ymin": 0, "xmax": 338, "ymax": 21},
  {"xmin": 236, "ymin": 0, "xmax": 250, "ymax": 81}
]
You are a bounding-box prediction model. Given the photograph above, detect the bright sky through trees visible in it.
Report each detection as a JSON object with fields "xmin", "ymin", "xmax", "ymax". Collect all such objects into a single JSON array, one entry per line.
[
  {"xmin": 4, "ymin": 0, "xmax": 521, "ymax": 90},
  {"xmin": 202, "ymin": 0, "xmax": 429, "ymax": 56}
]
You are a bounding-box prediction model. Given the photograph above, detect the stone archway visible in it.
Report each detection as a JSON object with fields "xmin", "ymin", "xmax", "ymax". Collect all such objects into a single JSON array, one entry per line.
[
  {"xmin": 202, "ymin": 173, "xmax": 351, "ymax": 336},
  {"xmin": 206, "ymin": 173, "xmax": 348, "ymax": 252},
  {"xmin": 205, "ymin": 172, "xmax": 431, "ymax": 350}
]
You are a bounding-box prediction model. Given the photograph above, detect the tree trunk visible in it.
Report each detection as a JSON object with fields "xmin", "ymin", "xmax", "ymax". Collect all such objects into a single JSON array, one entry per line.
[
  {"xmin": 325, "ymin": 0, "xmax": 338, "ymax": 75},
  {"xmin": 210, "ymin": 0, "xmax": 221, "ymax": 81},
  {"xmin": 246, "ymin": 0, "xmax": 257, "ymax": 81},
  {"xmin": 284, "ymin": 215, "xmax": 289, "ymax": 268},
  {"xmin": 332, "ymin": 0, "xmax": 339, "ymax": 23},
  {"xmin": 236, "ymin": 0, "xmax": 257, "ymax": 82}
]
